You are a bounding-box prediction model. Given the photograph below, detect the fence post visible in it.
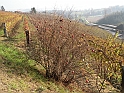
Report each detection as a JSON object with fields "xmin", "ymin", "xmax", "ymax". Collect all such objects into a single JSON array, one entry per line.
[
  {"xmin": 3, "ymin": 23, "xmax": 8, "ymax": 37},
  {"xmin": 25, "ymin": 30, "xmax": 29, "ymax": 45}
]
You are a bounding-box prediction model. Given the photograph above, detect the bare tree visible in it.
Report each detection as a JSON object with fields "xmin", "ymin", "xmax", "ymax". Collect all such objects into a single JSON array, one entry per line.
[
  {"xmin": 30, "ymin": 7, "xmax": 36, "ymax": 14},
  {"xmin": 1, "ymin": 6, "xmax": 5, "ymax": 11}
]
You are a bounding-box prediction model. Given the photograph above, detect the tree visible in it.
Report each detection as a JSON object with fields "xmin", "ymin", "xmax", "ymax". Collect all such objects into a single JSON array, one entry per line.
[
  {"xmin": 1, "ymin": 6, "xmax": 5, "ymax": 11},
  {"xmin": 31, "ymin": 7, "xmax": 36, "ymax": 14}
]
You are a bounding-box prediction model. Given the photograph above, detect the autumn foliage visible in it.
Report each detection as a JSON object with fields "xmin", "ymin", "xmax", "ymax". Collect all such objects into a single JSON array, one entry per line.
[{"xmin": 0, "ymin": 11, "xmax": 22, "ymax": 37}]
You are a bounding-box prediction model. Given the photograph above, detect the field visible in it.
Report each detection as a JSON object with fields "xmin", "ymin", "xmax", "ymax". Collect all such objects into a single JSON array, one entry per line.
[
  {"xmin": 86, "ymin": 15, "xmax": 104, "ymax": 23},
  {"xmin": 0, "ymin": 11, "xmax": 124, "ymax": 93}
]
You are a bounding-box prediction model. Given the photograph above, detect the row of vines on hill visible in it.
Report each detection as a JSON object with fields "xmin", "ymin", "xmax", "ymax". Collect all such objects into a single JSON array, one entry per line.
[
  {"xmin": 0, "ymin": 11, "xmax": 22, "ymax": 37},
  {"xmin": 25, "ymin": 13, "xmax": 124, "ymax": 93}
]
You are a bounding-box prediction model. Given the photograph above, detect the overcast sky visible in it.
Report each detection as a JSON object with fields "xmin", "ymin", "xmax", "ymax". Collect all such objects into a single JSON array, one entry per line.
[{"xmin": 1, "ymin": 0, "xmax": 124, "ymax": 11}]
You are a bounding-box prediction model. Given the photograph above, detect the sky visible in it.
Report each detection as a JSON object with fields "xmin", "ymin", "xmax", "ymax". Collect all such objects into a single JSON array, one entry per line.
[{"xmin": 0, "ymin": 0, "xmax": 124, "ymax": 11}]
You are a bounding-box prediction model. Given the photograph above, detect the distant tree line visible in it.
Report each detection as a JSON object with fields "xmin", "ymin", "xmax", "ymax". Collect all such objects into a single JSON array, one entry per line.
[{"xmin": 97, "ymin": 11, "xmax": 124, "ymax": 25}]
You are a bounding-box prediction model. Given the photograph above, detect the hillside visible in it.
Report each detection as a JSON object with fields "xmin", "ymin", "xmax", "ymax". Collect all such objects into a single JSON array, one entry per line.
[
  {"xmin": 97, "ymin": 11, "xmax": 124, "ymax": 25},
  {"xmin": 0, "ymin": 11, "xmax": 124, "ymax": 93}
]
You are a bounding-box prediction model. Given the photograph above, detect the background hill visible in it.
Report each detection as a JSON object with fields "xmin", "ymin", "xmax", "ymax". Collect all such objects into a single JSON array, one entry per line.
[{"xmin": 97, "ymin": 11, "xmax": 124, "ymax": 25}]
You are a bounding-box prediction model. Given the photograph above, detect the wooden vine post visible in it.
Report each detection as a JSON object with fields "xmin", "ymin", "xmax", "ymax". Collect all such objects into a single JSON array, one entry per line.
[
  {"xmin": 24, "ymin": 18, "xmax": 30, "ymax": 45},
  {"xmin": 3, "ymin": 23, "xmax": 8, "ymax": 37},
  {"xmin": 25, "ymin": 30, "xmax": 29, "ymax": 45}
]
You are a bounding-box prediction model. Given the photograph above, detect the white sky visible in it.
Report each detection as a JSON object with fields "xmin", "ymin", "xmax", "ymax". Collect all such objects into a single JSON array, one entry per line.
[{"xmin": 0, "ymin": 0, "xmax": 124, "ymax": 11}]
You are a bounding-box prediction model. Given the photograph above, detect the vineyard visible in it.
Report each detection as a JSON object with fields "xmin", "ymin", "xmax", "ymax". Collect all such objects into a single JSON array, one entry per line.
[
  {"xmin": 0, "ymin": 11, "xmax": 124, "ymax": 93},
  {"xmin": 0, "ymin": 11, "xmax": 22, "ymax": 37}
]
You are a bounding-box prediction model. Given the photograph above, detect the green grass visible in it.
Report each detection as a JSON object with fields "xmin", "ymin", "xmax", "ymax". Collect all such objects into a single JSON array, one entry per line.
[
  {"xmin": 0, "ymin": 28, "xmax": 3, "ymax": 35},
  {"xmin": 14, "ymin": 18, "xmax": 25, "ymax": 41},
  {"xmin": 0, "ymin": 43, "xmax": 39, "ymax": 77}
]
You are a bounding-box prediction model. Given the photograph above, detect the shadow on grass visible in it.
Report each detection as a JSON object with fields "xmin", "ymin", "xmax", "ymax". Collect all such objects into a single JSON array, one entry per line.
[{"xmin": 2, "ymin": 37, "xmax": 18, "ymax": 42}]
